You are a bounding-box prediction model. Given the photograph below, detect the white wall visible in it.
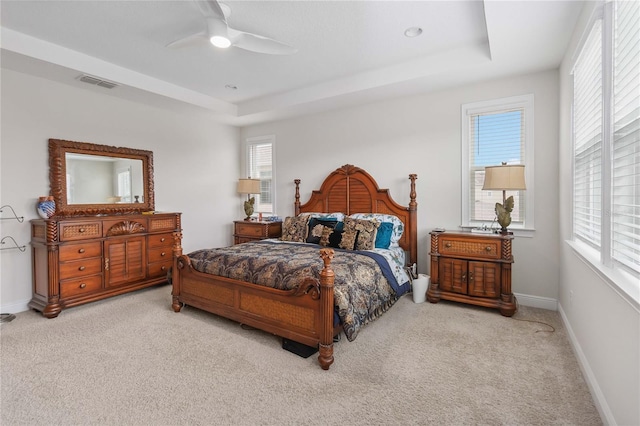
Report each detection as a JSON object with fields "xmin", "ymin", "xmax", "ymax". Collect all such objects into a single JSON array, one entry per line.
[
  {"xmin": 241, "ymin": 69, "xmax": 560, "ymax": 308},
  {"xmin": 0, "ymin": 69, "xmax": 240, "ymax": 313},
  {"xmin": 558, "ymin": 3, "xmax": 640, "ymax": 425}
]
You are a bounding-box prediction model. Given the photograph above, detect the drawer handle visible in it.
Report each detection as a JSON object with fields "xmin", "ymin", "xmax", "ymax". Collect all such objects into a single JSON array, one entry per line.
[
  {"xmin": 160, "ymin": 238, "xmax": 165, "ymax": 242},
  {"xmin": 469, "ymin": 272, "xmax": 474, "ymax": 281},
  {"xmin": 79, "ymin": 228, "xmax": 85, "ymax": 233},
  {"xmin": 161, "ymin": 252, "xmax": 166, "ymax": 257},
  {"xmin": 161, "ymin": 266, "xmax": 166, "ymax": 271},
  {"xmin": 79, "ymin": 283, "xmax": 86, "ymax": 289},
  {"xmin": 78, "ymin": 266, "xmax": 86, "ymax": 271},
  {"xmin": 78, "ymin": 248, "xmax": 85, "ymax": 254},
  {"xmin": 485, "ymin": 246, "xmax": 492, "ymax": 252},
  {"xmin": 445, "ymin": 243, "xmax": 452, "ymax": 248}
]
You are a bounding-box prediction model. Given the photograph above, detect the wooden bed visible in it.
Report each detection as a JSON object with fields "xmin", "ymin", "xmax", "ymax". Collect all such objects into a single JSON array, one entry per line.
[{"xmin": 171, "ymin": 164, "xmax": 417, "ymax": 370}]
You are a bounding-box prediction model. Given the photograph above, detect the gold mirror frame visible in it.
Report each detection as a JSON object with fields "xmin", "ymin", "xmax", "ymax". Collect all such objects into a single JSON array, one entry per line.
[{"xmin": 49, "ymin": 139, "xmax": 154, "ymax": 216}]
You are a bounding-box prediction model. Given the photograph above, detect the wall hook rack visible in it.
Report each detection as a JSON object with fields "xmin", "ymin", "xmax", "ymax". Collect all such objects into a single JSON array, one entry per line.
[
  {"xmin": 0, "ymin": 205, "xmax": 25, "ymax": 223},
  {"xmin": 0, "ymin": 236, "xmax": 27, "ymax": 252}
]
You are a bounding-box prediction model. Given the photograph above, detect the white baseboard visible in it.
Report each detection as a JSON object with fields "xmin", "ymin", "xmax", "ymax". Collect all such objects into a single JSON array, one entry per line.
[
  {"xmin": 0, "ymin": 298, "xmax": 30, "ymax": 315},
  {"xmin": 558, "ymin": 303, "xmax": 613, "ymax": 425},
  {"xmin": 514, "ymin": 292, "xmax": 558, "ymax": 311}
]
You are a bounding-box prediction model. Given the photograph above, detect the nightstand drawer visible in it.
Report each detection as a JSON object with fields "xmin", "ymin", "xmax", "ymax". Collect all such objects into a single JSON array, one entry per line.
[
  {"xmin": 439, "ymin": 237, "xmax": 500, "ymax": 260},
  {"xmin": 235, "ymin": 222, "xmax": 268, "ymax": 237}
]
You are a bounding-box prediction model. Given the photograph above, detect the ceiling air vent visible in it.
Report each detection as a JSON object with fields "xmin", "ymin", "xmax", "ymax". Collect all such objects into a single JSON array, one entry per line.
[{"xmin": 76, "ymin": 74, "xmax": 118, "ymax": 89}]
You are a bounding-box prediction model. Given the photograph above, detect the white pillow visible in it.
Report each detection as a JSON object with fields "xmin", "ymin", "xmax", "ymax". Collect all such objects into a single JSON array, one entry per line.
[{"xmin": 349, "ymin": 213, "xmax": 404, "ymax": 247}]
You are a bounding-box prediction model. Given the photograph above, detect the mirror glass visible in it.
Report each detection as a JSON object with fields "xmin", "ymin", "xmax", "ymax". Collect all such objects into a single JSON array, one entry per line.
[
  {"xmin": 49, "ymin": 139, "xmax": 154, "ymax": 216},
  {"xmin": 65, "ymin": 153, "xmax": 144, "ymax": 204}
]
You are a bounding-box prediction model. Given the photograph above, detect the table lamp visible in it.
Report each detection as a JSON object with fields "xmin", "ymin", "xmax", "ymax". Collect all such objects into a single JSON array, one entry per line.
[
  {"xmin": 237, "ymin": 178, "xmax": 261, "ymax": 220},
  {"xmin": 482, "ymin": 163, "xmax": 526, "ymax": 234}
]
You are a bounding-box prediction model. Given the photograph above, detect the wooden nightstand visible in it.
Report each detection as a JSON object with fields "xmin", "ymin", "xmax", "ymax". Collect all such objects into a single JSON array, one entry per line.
[
  {"xmin": 233, "ymin": 220, "xmax": 282, "ymax": 244},
  {"xmin": 427, "ymin": 230, "xmax": 517, "ymax": 316}
]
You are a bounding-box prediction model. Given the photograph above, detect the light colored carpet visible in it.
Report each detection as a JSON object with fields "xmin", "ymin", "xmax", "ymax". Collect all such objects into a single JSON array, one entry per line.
[{"xmin": 1, "ymin": 285, "xmax": 601, "ymax": 425}]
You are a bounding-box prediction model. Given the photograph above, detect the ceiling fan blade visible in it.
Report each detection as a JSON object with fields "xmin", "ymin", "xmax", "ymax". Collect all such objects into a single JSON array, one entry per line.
[
  {"xmin": 229, "ymin": 28, "xmax": 297, "ymax": 55},
  {"xmin": 195, "ymin": 0, "xmax": 226, "ymax": 20},
  {"xmin": 166, "ymin": 30, "xmax": 208, "ymax": 49}
]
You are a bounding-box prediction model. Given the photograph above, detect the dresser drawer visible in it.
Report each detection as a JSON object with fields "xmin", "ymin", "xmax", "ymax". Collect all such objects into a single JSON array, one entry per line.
[
  {"xmin": 60, "ymin": 275, "xmax": 102, "ymax": 299},
  {"xmin": 148, "ymin": 216, "xmax": 177, "ymax": 232},
  {"xmin": 148, "ymin": 233, "xmax": 173, "ymax": 248},
  {"xmin": 438, "ymin": 237, "xmax": 501, "ymax": 260},
  {"xmin": 59, "ymin": 242, "xmax": 102, "ymax": 261},
  {"xmin": 59, "ymin": 258, "xmax": 103, "ymax": 280},
  {"xmin": 149, "ymin": 246, "xmax": 172, "ymax": 263},
  {"xmin": 148, "ymin": 261, "xmax": 172, "ymax": 279},
  {"xmin": 59, "ymin": 222, "xmax": 102, "ymax": 241}
]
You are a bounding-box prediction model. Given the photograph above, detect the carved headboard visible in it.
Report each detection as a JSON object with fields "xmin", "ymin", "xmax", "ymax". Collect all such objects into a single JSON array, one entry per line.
[{"xmin": 294, "ymin": 164, "xmax": 417, "ymax": 266}]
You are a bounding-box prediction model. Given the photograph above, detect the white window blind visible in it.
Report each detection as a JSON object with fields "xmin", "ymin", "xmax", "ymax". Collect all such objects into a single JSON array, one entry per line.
[
  {"xmin": 247, "ymin": 137, "xmax": 275, "ymax": 214},
  {"xmin": 461, "ymin": 94, "xmax": 533, "ymax": 232},
  {"xmin": 572, "ymin": 0, "xmax": 639, "ymax": 279},
  {"xmin": 468, "ymin": 109, "xmax": 526, "ymax": 223},
  {"xmin": 573, "ymin": 20, "xmax": 603, "ymax": 249},
  {"xmin": 612, "ymin": 0, "xmax": 640, "ymax": 274}
]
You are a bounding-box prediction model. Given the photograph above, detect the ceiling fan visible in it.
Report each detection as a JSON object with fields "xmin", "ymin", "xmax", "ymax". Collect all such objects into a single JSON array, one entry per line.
[{"xmin": 167, "ymin": 0, "xmax": 297, "ymax": 55}]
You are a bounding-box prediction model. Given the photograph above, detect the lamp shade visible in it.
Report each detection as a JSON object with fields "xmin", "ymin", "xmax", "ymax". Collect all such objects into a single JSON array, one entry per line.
[
  {"xmin": 482, "ymin": 164, "xmax": 526, "ymax": 191},
  {"xmin": 237, "ymin": 178, "xmax": 261, "ymax": 195}
]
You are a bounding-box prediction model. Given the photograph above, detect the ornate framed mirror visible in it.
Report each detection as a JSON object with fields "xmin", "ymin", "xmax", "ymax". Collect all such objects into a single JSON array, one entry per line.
[{"xmin": 49, "ymin": 139, "xmax": 154, "ymax": 216}]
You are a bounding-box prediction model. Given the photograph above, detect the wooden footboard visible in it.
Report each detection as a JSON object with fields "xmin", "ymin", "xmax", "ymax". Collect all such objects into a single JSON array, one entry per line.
[{"xmin": 172, "ymin": 248, "xmax": 335, "ymax": 370}]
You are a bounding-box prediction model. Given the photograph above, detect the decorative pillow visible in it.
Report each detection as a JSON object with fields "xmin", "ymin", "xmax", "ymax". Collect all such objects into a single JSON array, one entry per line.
[
  {"xmin": 298, "ymin": 212, "xmax": 345, "ymax": 222},
  {"xmin": 349, "ymin": 213, "xmax": 404, "ymax": 247},
  {"xmin": 343, "ymin": 217, "xmax": 380, "ymax": 250},
  {"xmin": 374, "ymin": 222, "xmax": 394, "ymax": 249},
  {"xmin": 327, "ymin": 228, "xmax": 358, "ymax": 250},
  {"xmin": 281, "ymin": 216, "xmax": 310, "ymax": 242},
  {"xmin": 306, "ymin": 218, "xmax": 341, "ymax": 244}
]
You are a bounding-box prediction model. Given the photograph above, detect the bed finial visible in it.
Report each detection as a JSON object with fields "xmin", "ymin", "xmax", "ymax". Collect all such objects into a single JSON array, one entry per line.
[
  {"xmin": 409, "ymin": 174, "xmax": 417, "ymax": 211},
  {"xmin": 294, "ymin": 179, "xmax": 301, "ymax": 216}
]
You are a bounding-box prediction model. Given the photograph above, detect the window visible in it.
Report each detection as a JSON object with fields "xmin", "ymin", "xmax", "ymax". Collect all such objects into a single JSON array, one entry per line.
[
  {"xmin": 245, "ymin": 135, "xmax": 275, "ymax": 214},
  {"xmin": 572, "ymin": 0, "xmax": 640, "ymax": 280},
  {"xmin": 461, "ymin": 95, "xmax": 535, "ymax": 233}
]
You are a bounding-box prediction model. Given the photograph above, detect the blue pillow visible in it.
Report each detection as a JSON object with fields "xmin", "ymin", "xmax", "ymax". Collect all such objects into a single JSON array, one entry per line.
[{"xmin": 375, "ymin": 222, "xmax": 394, "ymax": 249}]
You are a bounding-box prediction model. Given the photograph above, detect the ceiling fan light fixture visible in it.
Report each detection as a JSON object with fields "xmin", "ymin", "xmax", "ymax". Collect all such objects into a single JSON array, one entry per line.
[
  {"xmin": 207, "ymin": 17, "xmax": 231, "ymax": 48},
  {"xmin": 210, "ymin": 35, "xmax": 231, "ymax": 48}
]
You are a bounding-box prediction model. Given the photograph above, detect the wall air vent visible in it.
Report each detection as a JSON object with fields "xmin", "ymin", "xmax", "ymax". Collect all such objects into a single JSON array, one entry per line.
[{"xmin": 76, "ymin": 74, "xmax": 118, "ymax": 89}]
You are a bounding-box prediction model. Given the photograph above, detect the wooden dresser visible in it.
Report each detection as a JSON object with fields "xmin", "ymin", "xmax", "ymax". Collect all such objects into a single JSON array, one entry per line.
[
  {"xmin": 30, "ymin": 212, "xmax": 182, "ymax": 318},
  {"xmin": 427, "ymin": 230, "xmax": 516, "ymax": 316},
  {"xmin": 233, "ymin": 220, "xmax": 282, "ymax": 244}
]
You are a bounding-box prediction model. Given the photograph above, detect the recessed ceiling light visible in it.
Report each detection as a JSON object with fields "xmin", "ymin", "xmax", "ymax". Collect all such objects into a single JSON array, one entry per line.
[
  {"xmin": 404, "ymin": 27, "xmax": 423, "ymax": 38},
  {"xmin": 225, "ymin": 84, "xmax": 238, "ymax": 90}
]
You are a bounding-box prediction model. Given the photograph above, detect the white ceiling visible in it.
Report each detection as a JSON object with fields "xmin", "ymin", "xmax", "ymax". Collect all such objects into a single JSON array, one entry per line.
[{"xmin": 0, "ymin": 0, "xmax": 584, "ymax": 126}]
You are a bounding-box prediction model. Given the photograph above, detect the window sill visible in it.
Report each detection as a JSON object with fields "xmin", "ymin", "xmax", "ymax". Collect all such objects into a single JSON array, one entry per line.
[
  {"xmin": 566, "ymin": 240, "xmax": 640, "ymax": 311},
  {"xmin": 459, "ymin": 225, "xmax": 535, "ymax": 238}
]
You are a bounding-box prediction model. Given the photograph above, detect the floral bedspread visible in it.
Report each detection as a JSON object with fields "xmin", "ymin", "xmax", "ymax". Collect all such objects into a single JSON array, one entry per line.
[{"xmin": 187, "ymin": 241, "xmax": 405, "ymax": 341}]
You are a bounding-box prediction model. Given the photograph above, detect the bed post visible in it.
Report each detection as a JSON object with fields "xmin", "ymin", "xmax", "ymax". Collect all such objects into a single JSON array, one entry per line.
[
  {"xmin": 318, "ymin": 248, "xmax": 335, "ymax": 370},
  {"xmin": 408, "ymin": 174, "xmax": 418, "ymax": 267},
  {"xmin": 294, "ymin": 179, "xmax": 301, "ymax": 216},
  {"xmin": 171, "ymin": 230, "xmax": 184, "ymax": 313}
]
